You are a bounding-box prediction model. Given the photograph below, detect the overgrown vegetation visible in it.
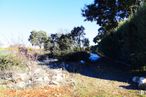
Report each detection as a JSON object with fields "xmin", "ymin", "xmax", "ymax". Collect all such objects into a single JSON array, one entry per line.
[
  {"xmin": 98, "ymin": 3, "xmax": 146, "ymax": 70},
  {"xmin": 82, "ymin": 0, "xmax": 144, "ymax": 43},
  {"xmin": 0, "ymin": 45, "xmax": 40, "ymax": 71},
  {"xmin": 0, "ymin": 54, "xmax": 27, "ymax": 71}
]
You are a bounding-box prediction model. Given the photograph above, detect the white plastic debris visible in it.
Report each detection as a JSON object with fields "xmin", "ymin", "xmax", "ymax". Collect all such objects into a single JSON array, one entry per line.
[
  {"xmin": 80, "ymin": 60, "xmax": 85, "ymax": 64},
  {"xmin": 89, "ymin": 53, "xmax": 100, "ymax": 62}
]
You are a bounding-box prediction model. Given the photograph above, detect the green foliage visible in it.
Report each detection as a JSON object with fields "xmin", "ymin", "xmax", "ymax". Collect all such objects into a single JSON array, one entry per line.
[
  {"xmin": 43, "ymin": 26, "xmax": 90, "ymax": 57},
  {"xmin": 58, "ymin": 34, "xmax": 74, "ymax": 51},
  {"xmin": 98, "ymin": 3, "xmax": 146, "ymax": 68},
  {"xmin": 82, "ymin": 0, "xmax": 144, "ymax": 43},
  {"xmin": 28, "ymin": 30, "xmax": 48, "ymax": 48},
  {"xmin": 0, "ymin": 54, "xmax": 27, "ymax": 71},
  {"xmin": 44, "ymin": 33, "xmax": 73, "ymax": 56},
  {"xmin": 71, "ymin": 26, "xmax": 86, "ymax": 48},
  {"xmin": 82, "ymin": 38, "xmax": 90, "ymax": 48},
  {"xmin": 44, "ymin": 36, "xmax": 52, "ymax": 51}
]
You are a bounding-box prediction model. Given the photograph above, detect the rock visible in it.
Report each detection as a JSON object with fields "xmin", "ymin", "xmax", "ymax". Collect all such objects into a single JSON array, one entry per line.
[
  {"xmin": 138, "ymin": 77, "xmax": 146, "ymax": 90},
  {"xmin": 15, "ymin": 81, "xmax": 27, "ymax": 88},
  {"xmin": 0, "ymin": 60, "xmax": 72, "ymax": 88},
  {"xmin": 49, "ymin": 69, "xmax": 64, "ymax": 85},
  {"xmin": 139, "ymin": 77, "xmax": 146, "ymax": 85},
  {"xmin": 132, "ymin": 76, "xmax": 146, "ymax": 90},
  {"xmin": 0, "ymin": 72, "xmax": 13, "ymax": 80},
  {"xmin": 132, "ymin": 76, "xmax": 139, "ymax": 83},
  {"xmin": 30, "ymin": 67, "xmax": 51, "ymax": 86},
  {"xmin": 43, "ymin": 76, "xmax": 50, "ymax": 82},
  {"xmin": 51, "ymin": 81, "xmax": 60, "ymax": 85},
  {"xmin": 12, "ymin": 72, "xmax": 31, "ymax": 82}
]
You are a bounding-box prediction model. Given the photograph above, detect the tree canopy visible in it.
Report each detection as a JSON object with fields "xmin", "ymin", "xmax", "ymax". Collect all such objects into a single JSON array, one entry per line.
[
  {"xmin": 43, "ymin": 26, "xmax": 90, "ymax": 55},
  {"xmin": 71, "ymin": 26, "xmax": 86, "ymax": 48},
  {"xmin": 82, "ymin": 0, "xmax": 144, "ymax": 43},
  {"xmin": 98, "ymin": 3, "xmax": 146, "ymax": 68},
  {"xmin": 28, "ymin": 30, "xmax": 48, "ymax": 48}
]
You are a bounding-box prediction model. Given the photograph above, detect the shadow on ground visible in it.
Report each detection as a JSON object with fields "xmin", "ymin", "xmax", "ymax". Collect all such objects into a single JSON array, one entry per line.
[
  {"xmin": 38, "ymin": 57, "xmax": 146, "ymax": 90},
  {"xmin": 40, "ymin": 58, "xmax": 131, "ymax": 81}
]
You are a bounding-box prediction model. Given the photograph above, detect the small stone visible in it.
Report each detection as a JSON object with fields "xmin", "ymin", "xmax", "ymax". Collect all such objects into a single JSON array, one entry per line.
[{"xmin": 15, "ymin": 81, "xmax": 27, "ymax": 88}]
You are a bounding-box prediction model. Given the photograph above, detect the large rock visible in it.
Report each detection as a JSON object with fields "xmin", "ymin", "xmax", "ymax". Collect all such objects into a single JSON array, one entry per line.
[
  {"xmin": 0, "ymin": 61, "xmax": 72, "ymax": 89},
  {"xmin": 15, "ymin": 81, "xmax": 27, "ymax": 88},
  {"xmin": 132, "ymin": 76, "xmax": 146, "ymax": 90},
  {"xmin": 138, "ymin": 77, "xmax": 146, "ymax": 90},
  {"xmin": 49, "ymin": 69, "xmax": 64, "ymax": 85},
  {"xmin": 12, "ymin": 72, "xmax": 31, "ymax": 82},
  {"xmin": 31, "ymin": 68, "xmax": 50, "ymax": 85}
]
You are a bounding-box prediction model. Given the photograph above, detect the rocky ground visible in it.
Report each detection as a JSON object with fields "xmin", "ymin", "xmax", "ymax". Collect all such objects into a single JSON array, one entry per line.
[
  {"xmin": 0, "ymin": 59, "xmax": 146, "ymax": 97},
  {"xmin": 0, "ymin": 60, "xmax": 74, "ymax": 89}
]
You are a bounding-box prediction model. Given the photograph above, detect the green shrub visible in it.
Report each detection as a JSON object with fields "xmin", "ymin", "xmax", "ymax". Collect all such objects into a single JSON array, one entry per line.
[{"xmin": 0, "ymin": 54, "xmax": 27, "ymax": 71}]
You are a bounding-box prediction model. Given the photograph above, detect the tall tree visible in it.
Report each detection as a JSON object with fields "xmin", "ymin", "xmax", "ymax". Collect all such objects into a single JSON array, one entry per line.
[
  {"xmin": 57, "ymin": 34, "xmax": 73, "ymax": 51},
  {"xmin": 28, "ymin": 30, "xmax": 48, "ymax": 48},
  {"xmin": 98, "ymin": 3, "xmax": 146, "ymax": 68},
  {"xmin": 44, "ymin": 36, "xmax": 52, "ymax": 51},
  {"xmin": 82, "ymin": 0, "xmax": 144, "ymax": 43},
  {"xmin": 82, "ymin": 38, "xmax": 90, "ymax": 48},
  {"xmin": 71, "ymin": 26, "xmax": 85, "ymax": 49}
]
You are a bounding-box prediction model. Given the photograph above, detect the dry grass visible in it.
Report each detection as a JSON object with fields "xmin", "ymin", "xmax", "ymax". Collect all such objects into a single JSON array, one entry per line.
[
  {"xmin": 73, "ymin": 74, "xmax": 146, "ymax": 97},
  {"xmin": 0, "ymin": 72, "xmax": 146, "ymax": 97}
]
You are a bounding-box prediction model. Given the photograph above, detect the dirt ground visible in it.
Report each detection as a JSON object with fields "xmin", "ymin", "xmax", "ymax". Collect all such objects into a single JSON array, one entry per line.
[
  {"xmin": 0, "ymin": 85, "xmax": 72, "ymax": 97},
  {"xmin": 0, "ymin": 74, "xmax": 144, "ymax": 97},
  {"xmin": 0, "ymin": 61, "xmax": 146, "ymax": 97}
]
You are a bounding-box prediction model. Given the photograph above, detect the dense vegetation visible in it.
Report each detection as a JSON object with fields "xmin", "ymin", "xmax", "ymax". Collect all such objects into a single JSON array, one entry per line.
[
  {"xmin": 82, "ymin": 0, "xmax": 144, "ymax": 43},
  {"xmin": 0, "ymin": 49, "xmax": 28, "ymax": 71},
  {"xmin": 98, "ymin": 3, "xmax": 146, "ymax": 69},
  {"xmin": 29, "ymin": 26, "xmax": 90, "ymax": 56},
  {"xmin": 1, "ymin": 1, "xmax": 146, "ymax": 96}
]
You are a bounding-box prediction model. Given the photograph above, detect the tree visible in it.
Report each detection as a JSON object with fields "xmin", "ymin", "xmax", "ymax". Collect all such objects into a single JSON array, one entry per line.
[
  {"xmin": 50, "ymin": 33, "xmax": 60, "ymax": 52},
  {"xmin": 82, "ymin": 0, "xmax": 144, "ymax": 43},
  {"xmin": 71, "ymin": 26, "xmax": 86, "ymax": 49},
  {"xmin": 44, "ymin": 33, "xmax": 74, "ymax": 55},
  {"xmin": 28, "ymin": 30, "xmax": 48, "ymax": 48},
  {"xmin": 44, "ymin": 36, "xmax": 52, "ymax": 51},
  {"xmin": 99, "ymin": 3, "xmax": 146, "ymax": 68},
  {"xmin": 58, "ymin": 34, "xmax": 73, "ymax": 51},
  {"xmin": 82, "ymin": 38, "xmax": 90, "ymax": 48}
]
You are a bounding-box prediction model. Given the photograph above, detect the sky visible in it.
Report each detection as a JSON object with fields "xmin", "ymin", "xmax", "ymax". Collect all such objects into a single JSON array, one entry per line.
[{"xmin": 0, "ymin": 0, "xmax": 99, "ymax": 46}]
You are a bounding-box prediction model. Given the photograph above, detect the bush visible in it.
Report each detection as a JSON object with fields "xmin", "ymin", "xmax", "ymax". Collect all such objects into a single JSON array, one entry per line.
[
  {"xmin": 0, "ymin": 54, "xmax": 27, "ymax": 71},
  {"xmin": 62, "ymin": 51, "xmax": 90, "ymax": 62},
  {"xmin": 98, "ymin": 3, "xmax": 146, "ymax": 69}
]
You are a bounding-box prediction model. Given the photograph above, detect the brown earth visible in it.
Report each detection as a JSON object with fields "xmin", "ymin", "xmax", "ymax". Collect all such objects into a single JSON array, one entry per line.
[{"xmin": 0, "ymin": 85, "xmax": 72, "ymax": 97}]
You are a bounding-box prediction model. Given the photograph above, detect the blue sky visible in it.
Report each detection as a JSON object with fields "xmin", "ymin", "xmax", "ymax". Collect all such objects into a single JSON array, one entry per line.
[{"xmin": 0, "ymin": 0, "xmax": 99, "ymax": 45}]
